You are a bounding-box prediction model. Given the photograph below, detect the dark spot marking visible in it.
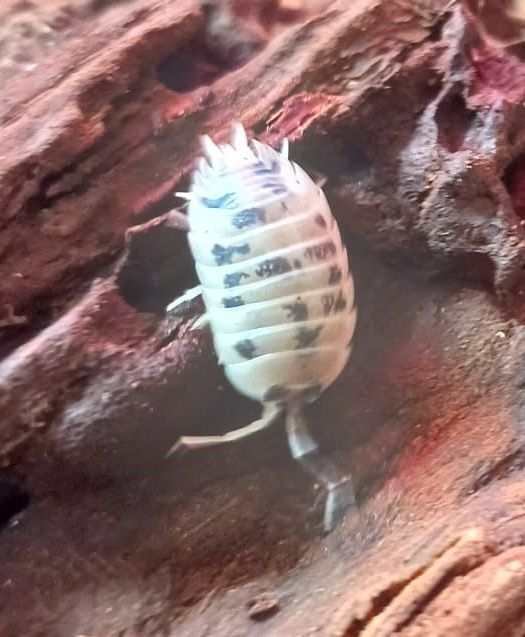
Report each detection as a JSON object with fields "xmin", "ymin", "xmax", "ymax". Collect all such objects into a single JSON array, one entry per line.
[
  {"xmin": 293, "ymin": 260, "xmax": 302, "ymax": 269},
  {"xmin": 314, "ymin": 214, "xmax": 327, "ymax": 228},
  {"xmin": 321, "ymin": 290, "xmax": 347, "ymax": 316},
  {"xmin": 304, "ymin": 240, "xmax": 336, "ymax": 261},
  {"xmin": 264, "ymin": 385, "xmax": 290, "ymax": 402},
  {"xmin": 255, "ymin": 257, "xmax": 292, "ymax": 278},
  {"xmin": 284, "ymin": 301, "xmax": 308, "ymax": 321},
  {"xmin": 223, "ymin": 272, "xmax": 250, "ymax": 288},
  {"xmin": 281, "ymin": 202, "xmax": 288, "ymax": 211},
  {"xmin": 252, "ymin": 160, "xmax": 280, "ymax": 176},
  {"xmin": 232, "ymin": 208, "xmax": 265, "ymax": 229},
  {"xmin": 335, "ymin": 294, "xmax": 347, "ymax": 312},
  {"xmin": 328, "ymin": 265, "xmax": 342, "ymax": 284},
  {"xmin": 201, "ymin": 192, "xmax": 237, "ymax": 209},
  {"xmin": 212, "ymin": 243, "xmax": 250, "ymax": 265},
  {"xmin": 253, "ymin": 166, "xmax": 271, "ymax": 176},
  {"xmin": 234, "ymin": 339, "xmax": 256, "ymax": 359},
  {"xmin": 222, "ymin": 295, "xmax": 244, "ymax": 308},
  {"xmin": 263, "ymin": 182, "xmax": 287, "ymax": 195},
  {"xmin": 295, "ymin": 325, "xmax": 323, "ymax": 348}
]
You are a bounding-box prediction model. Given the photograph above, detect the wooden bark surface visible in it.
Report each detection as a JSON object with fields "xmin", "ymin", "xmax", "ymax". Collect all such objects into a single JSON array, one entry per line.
[{"xmin": 1, "ymin": 1, "xmax": 525, "ymax": 636}]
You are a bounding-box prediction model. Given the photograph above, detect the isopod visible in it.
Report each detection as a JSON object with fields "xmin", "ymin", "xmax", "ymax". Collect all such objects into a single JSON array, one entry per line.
[{"xmin": 166, "ymin": 123, "xmax": 357, "ymax": 530}]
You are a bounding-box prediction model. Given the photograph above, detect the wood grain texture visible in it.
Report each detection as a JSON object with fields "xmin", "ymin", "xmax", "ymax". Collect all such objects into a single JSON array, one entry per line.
[{"xmin": 1, "ymin": 1, "xmax": 525, "ymax": 636}]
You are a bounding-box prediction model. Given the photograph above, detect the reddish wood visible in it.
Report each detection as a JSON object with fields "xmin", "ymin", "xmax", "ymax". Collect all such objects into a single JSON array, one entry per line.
[{"xmin": 1, "ymin": 1, "xmax": 525, "ymax": 636}]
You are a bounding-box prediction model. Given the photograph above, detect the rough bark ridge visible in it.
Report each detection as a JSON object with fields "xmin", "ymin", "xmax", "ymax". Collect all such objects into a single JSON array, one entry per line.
[{"xmin": 1, "ymin": 0, "xmax": 525, "ymax": 635}]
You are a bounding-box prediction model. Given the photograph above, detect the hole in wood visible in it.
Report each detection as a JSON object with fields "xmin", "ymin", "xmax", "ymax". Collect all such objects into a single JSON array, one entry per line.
[
  {"xmin": 296, "ymin": 131, "xmax": 373, "ymax": 186},
  {"xmin": 116, "ymin": 221, "xmax": 198, "ymax": 315},
  {"xmin": 157, "ymin": 1, "xmax": 273, "ymax": 93},
  {"xmin": 157, "ymin": 43, "xmax": 228, "ymax": 93},
  {"xmin": 503, "ymin": 153, "xmax": 525, "ymax": 219},
  {"xmin": 0, "ymin": 476, "xmax": 30, "ymax": 532},
  {"xmin": 435, "ymin": 91, "xmax": 475, "ymax": 153}
]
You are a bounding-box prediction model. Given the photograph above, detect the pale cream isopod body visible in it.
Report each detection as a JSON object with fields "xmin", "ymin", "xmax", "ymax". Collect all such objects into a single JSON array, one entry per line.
[{"xmin": 167, "ymin": 124, "xmax": 357, "ymax": 531}]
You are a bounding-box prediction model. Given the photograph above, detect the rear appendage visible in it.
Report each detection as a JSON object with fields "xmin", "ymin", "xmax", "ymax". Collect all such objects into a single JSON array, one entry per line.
[{"xmin": 164, "ymin": 382, "xmax": 355, "ymax": 532}]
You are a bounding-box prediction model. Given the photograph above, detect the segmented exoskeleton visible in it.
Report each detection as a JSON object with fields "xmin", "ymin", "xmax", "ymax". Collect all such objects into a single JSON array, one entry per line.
[{"xmin": 166, "ymin": 123, "xmax": 357, "ymax": 530}]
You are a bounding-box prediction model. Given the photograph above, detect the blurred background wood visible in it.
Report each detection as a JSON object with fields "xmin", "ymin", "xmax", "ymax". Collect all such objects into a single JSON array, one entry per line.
[{"xmin": 1, "ymin": 1, "xmax": 525, "ymax": 635}]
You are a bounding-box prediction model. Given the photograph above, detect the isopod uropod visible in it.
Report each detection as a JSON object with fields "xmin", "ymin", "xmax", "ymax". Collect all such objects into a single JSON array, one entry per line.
[{"xmin": 166, "ymin": 123, "xmax": 357, "ymax": 530}]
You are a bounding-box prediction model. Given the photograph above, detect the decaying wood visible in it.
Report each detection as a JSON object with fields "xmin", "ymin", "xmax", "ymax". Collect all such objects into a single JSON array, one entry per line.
[{"xmin": 1, "ymin": 0, "xmax": 525, "ymax": 635}]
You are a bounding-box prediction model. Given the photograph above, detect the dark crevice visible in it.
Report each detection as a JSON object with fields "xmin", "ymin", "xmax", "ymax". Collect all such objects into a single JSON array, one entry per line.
[
  {"xmin": 343, "ymin": 578, "xmax": 414, "ymax": 636},
  {"xmin": 428, "ymin": 11, "xmax": 452, "ymax": 42},
  {"xmin": 86, "ymin": 0, "xmax": 133, "ymax": 10},
  {"xmin": 344, "ymin": 536, "xmax": 486, "ymax": 637},
  {"xmin": 24, "ymin": 130, "xmax": 148, "ymax": 216},
  {"xmin": 503, "ymin": 154, "xmax": 525, "ymax": 219},
  {"xmin": 294, "ymin": 127, "xmax": 373, "ymax": 187},
  {"xmin": 469, "ymin": 449, "xmax": 525, "ymax": 495},
  {"xmin": 386, "ymin": 566, "xmax": 479, "ymax": 635},
  {"xmin": 0, "ymin": 251, "xmax": 118, "ymax": 360},
  {"xmin": 157, "ymin": 3, "xmax": 265, "ymax": 94},
  {"xmin": 430, "ymin": 251, "xmax": 497, "ymax": 289},
  {"xmin": 0, "ymin": 475, "xmax": 30, "ymax": 532},
  {"xmin": 507, "ymin": 104, "xmax": 525, "ymax": 146},
  {"xmin": 435, "ymin": 90, "xmax": 476, "ymax": 153},
  {"xmin": 116, "ymin": 222, "xmax": 198, "ymax": 315},
  {"xmin": 26, "ymin": 79, "xmax": 149, "ymax": 213},
  {"xmin": 157, "ymin": 44, "xmax": 228, "ymax": 93},
  {"xmin": 158, "ymin": 0, "xmax": 313, "ymax": 95},
  {"xmin": 134, "ymin": 174, "xmax": 192, "ymax": 225}
]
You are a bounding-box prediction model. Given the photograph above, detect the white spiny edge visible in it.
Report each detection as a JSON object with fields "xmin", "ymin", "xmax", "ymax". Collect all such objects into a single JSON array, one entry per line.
[
  {"xmin": 281, "ymin": 137, "xmax": 289, "ymax": 160},
  {"xmin": 198, "ymin": 157, "xmax": 210, "ymax": 177},
  {"xmin": 232, "ymin": 121, "xmax": 249, "ymax": 151},
  {"xmin": 169, "ymin": 123, "xmax": 296, "ymax": 266},
  {"xmin": 221, "ymin": 144, "xmax": 237, "ymax": 165},
  {"xmin": 195, "ymin": 122, "xmax": 287, "ymax": 175},
  {"xmin": 251, "ymin": 139, "xmax": 275, "ymax": 166},
  {"xmin": 200, "ymin": 134, "xmax": 223, "ymax": 166}
]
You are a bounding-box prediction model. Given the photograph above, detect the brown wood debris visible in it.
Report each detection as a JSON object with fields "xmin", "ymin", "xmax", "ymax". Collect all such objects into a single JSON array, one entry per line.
[{"xmin": 1, "ymin": 0, "xmax": 525, "ymax": 635}]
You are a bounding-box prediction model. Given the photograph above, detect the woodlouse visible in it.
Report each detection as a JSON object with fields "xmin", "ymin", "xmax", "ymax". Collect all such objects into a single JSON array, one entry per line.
[{"xmin": 166, "ymin": 123, "xmax": 357, "ymax": 530}]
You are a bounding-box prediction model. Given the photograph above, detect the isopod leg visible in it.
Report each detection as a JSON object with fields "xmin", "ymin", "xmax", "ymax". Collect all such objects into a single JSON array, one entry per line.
[
  {"xmin": 166, "ymin": 285, "xmax": 203, "ymax": 314},
  {"xmin": 285, "ymin": 405, "xmax": 356, "ymax": 532},
  {"xmin": 166, "ymin": 208, "xmax": 191, "ymax": 231},
  {"xmin": 166, "ymin": 285, "xmax": 209, "ymax": 332},
  {"xmin": 166, "ymin": 404, "xmax": 283, "ymax": 456},
  {"xmin": 188, "ymin": 313, "xmax": 210, "ymax": 331}
]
